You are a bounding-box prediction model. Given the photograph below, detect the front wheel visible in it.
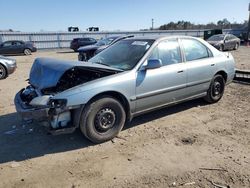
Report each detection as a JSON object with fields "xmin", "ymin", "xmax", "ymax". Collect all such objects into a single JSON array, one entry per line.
[
  {"xmin": 234, "ymin": 43, "xmax": 239, "ymax": 50},
  {"xmin": 80, "ymin": 97, "xmax": 126, "ymax": 143},
  {"xmin": 0, "ymin": 64, "xmax": 7, "ymax": 79},
  {"xmin": 219, "ymin": 44, "xmax": 224, "ymax": 51},
  {"xmin": 204, "ymin": 75, "xmax": 225, "ymax": 103}
]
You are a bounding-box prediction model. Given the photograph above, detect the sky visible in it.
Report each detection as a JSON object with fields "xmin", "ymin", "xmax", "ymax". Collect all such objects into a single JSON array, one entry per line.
[{"xmin": 0, "ymin": 0, "xmax": 249, "ymax": 32}]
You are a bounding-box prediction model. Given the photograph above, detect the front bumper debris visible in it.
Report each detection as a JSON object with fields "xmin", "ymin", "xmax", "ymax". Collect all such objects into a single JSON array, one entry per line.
[
  {"xmin": 14, "ymin": 90, "xmax": 79, "ymax": 135},
  {"xmin": 14, "ymin": 91, "xmax": 49, "ymax": 122}
]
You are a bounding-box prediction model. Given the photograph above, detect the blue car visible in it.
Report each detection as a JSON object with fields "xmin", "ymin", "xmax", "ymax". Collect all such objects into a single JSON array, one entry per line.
[{"xmin": 15, "ymin": 36, "xmax": 235, "ymax": 143}]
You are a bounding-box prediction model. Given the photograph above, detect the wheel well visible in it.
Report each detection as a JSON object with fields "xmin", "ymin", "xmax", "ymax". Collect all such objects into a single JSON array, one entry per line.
[
  {"xmin": 215, "ymin": 71, "xmax": 227, "ymax": 82},
  {"xmin": 89, "ymin": 91, "xmax": 131, "ymax": 121},
  {"xmin": 0, "ymin": 63, "xmax": 8, "ymax": 77}
]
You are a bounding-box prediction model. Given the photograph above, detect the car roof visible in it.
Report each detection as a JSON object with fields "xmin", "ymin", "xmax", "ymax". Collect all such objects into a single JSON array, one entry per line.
[
  {"xmin": 123, "ymin": 35, "xmax": 200, "ymax": 41},
  {"xmin": 2, "ymin": 40, "xmax": 24, "ymax": 43}
]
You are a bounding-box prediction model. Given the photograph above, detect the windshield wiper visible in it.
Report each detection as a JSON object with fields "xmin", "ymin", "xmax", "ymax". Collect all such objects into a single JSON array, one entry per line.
[{"xmin": 94, "ymin": 62, "xmax": 111, "ymax": 67}]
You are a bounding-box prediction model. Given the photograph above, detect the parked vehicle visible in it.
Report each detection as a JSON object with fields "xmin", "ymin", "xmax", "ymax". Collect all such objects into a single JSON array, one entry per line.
[
  {"xmin": 0, "ymin": 56, "xmax": 16, "ymax": 79},
  {"xmin": 0, "ymin": 40, "xmax": 37, "ymax": 55},
  {"xmin": 15, "ymin": 36, "xmax": 235, "ymax": 143},
  {"xmin": 207, "ymin": 34, "xmax": 240, "ymax": 51},
  {"xmin": 78, "ymin": 36, "xmax": 123, "ymax": 61},
  {"xmin": 70, "ymin": 37, "xmax": 97, "ymax": 52},
  {"xmin": 204, "ymin": 29, "xmax": 222, "ymax": 40}
]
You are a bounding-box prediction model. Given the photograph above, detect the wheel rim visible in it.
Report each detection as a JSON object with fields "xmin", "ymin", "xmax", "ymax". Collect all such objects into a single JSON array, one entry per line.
[
  {"xmin": 0, "ymin": 66, "xmax": 5, "ymax": 78},
  {"xmin": 94, "ymin": 108, "xmax": 116, "ymax": 133},
  {"xmin": 24, "ymin": 49, "xmax": 31, "ymax": 55},
  {"xmin": 212, "ymin": 78, "xmax": 223, "ymax": 99}
]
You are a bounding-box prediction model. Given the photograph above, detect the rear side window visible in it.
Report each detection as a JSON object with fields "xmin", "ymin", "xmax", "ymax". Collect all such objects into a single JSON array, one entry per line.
[
  {"xmin": 2, "ymin": 42, "xmax": 12, "ymax": 47},
  {"xmin": 13, "ymin": 41, "xmax": 22, "ymax": 46},
  {"xmin": 181, "ymin": 39, "xmax": 210, "ymax": 61},
  {"xmin": 149, "ymin": 39, "xmax": 182, "ymax": 66}
]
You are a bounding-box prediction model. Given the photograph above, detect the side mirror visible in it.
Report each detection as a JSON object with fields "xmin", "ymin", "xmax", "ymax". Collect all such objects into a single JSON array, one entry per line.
[{"xmin": 143, "ymin": 59, "xmax": 162, "ymax": 70}]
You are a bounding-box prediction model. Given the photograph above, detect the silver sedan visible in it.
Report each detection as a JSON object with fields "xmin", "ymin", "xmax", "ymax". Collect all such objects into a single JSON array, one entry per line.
[
  {"xmin": 0, "ymin": 56, "xmax": 16, "ymax": 79},
  {"xmin": 15, "ymin": 36, "xmax": 235, "ymax": 143}
]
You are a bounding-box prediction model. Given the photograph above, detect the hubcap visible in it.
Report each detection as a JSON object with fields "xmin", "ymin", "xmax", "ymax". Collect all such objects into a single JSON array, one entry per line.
[
  {"xmin": 213, "ymin": 81, "xmax": 222, "ymax": 96},
  {"xmin": 94, "ymin": 108, "xmax": 116, "ymax": 133}
]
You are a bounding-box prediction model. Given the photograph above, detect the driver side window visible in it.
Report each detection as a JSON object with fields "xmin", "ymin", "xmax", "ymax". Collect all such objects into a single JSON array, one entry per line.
[{"xmin": 148, "ymin": 39, "xmax": 182, "ymax": 66}]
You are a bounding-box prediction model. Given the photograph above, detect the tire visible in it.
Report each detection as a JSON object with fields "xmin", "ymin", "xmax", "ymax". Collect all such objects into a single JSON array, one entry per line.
[
  {"xmin": 24, "ymin": 48, "xmax": 32, "ymax": 55},
  {"xmin": 0, "ymin": 64, "xmax": 7, "ymax": 79},
  {"xmin": 234, "ymin": 43, "xmax": 239, "ymax": 50},
  {"xmin": 219, "ymin": 44, "xmax": 224, "ymax": 51},
  {"xmin": 80, "ymin": 97, "xmax": 126, "ymax": 143},
  {"xmin": 204, "ymin": 75, "xmax": 225, "ymax": 104}
]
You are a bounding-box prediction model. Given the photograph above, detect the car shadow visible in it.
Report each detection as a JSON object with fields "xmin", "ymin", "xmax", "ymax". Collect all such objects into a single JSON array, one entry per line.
[
  {"xmin": 125, "ymin": 98, "xmax": 208, "ymax": 130},
  {"xmin": 57, "ymin": 51, "xmax": 76, "ymax": 54},
  {"xmin": 0, "ymin": 98, "xmax": 207, "ymax": 164},
  {"xmin": 1, "ymin": 54, "xmax": 28, "ymax": 57}
]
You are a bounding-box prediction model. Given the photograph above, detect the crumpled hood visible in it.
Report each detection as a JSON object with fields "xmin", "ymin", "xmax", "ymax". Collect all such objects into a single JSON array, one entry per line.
[{"xmin": 29, "ymin": 58, "xmax": 121, "ymax": 90}]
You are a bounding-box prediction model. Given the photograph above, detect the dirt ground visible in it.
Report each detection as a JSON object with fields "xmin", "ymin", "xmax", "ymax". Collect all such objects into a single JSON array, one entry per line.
[{"xmin": 0, "ymin": 47, "xmax": 249, "ymax": 188}]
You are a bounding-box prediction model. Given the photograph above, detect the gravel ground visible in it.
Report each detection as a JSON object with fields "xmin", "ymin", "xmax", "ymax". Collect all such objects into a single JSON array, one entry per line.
[{"xmin": 0, "ymin": 47, "xmax": 249, "ymax": 188}]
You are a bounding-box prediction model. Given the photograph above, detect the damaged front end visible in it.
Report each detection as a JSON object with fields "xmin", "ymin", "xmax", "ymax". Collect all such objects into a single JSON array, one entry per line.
[
  {"xmin": 15, "ymin": 87, "xmax": 75, "ymax": 134},
  {"xmin": 14, "ymin": 58, "xmax": 120, "ymax": 134}
]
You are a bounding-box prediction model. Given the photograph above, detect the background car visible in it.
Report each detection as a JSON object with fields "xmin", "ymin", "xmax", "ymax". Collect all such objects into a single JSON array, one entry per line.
[
  {"xmin": 207, "ymin": 34, "xmax": 240, "ymax": 51},
  {"xmin": 15, "ymin": 36, "xmax": 235, "ymax": 144},
  {"xmin": 0, "ymin": 55, "xmax": 16, "ymax": 79},
  {"xmin": 78, "ymin": 36, "xmax": 120, "ymax": 61},
  {"xmin": 70, "ymin": 37, "xmax": 97, "ymax": 51},
  {"xmin": 0, "ymin": 40, "xmax": 37, "ymax": 55}
]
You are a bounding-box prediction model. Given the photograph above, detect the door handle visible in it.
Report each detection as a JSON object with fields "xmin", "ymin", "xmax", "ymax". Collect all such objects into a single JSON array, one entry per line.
[
  {"xmin": 177, "ymin": 70, "xmax": 184, "ymax": 73},
  {"xmin": 211, "ymin": 64, "xmax": 215, "ymax": 66}
]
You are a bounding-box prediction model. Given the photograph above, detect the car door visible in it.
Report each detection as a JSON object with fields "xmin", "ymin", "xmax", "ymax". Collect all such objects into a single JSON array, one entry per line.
[
  {"xmin": 135, "ymin": 39, "xmax": 187, "ymax": 112},
  {"xmin": 180, "ymin": 38, "xmax": 217, "ymax": 97},
  {"xmin": 0, "ymin": 41, "xmax": 13, "ymax": 54},
  {"xmin": 12, "ymin": 41, "xmax": 24, "ymax": 54},
  {"xmin": 224, "ymin": 35, "xmax": 233, "ymax": 50},
  {"xmin": 228, "ymin": 35, "xmax": 237, "ymax": 49}
]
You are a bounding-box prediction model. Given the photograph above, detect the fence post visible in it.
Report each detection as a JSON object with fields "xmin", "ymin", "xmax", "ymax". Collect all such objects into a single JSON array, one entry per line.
[
  {"xmin": 29, "ymin": 34, "xmax": 32, "ymax": 42},
  {"xmin": 57, "ymin": 33, "xmax": 61, "ymax": 48}
]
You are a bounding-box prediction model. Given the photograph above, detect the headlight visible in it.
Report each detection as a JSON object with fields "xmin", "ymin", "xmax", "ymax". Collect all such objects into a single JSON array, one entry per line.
[
  {"xmin": 49, "ymin": 99, "xmax": 67, "ymax": 108},
  {"xmin": 3, "ymin": 59, "xmax": 16, "ymax": 65}
]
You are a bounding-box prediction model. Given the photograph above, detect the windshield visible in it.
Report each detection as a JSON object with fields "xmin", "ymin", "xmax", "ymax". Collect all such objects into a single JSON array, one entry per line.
[
  {"xmin": 96, "ymin": 38, "xmax": 116, "ymax": 46},
  {"xmin": 208, "ymin": 35, "xmax": 225, "ymax": 41},
  {"xmin": 89, "ymin": 39, "xmax": 154, "ymax": 71}
]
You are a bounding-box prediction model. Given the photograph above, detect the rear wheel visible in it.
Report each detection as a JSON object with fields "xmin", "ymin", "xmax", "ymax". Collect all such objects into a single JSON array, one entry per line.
[
  {"xmin": 80, "ymin": 97, "xmax": 126, "ymax": 143},
  {"xmin": 24, "ymin": 48, "xmax": 31, "ymax": 55},
  {"xmin": 204, "ymin": 75, "xmax": 225, "ymax": 103},
  {"xmin": 0, "ymin": 64, "xmax": 7, "ymax": 79}
]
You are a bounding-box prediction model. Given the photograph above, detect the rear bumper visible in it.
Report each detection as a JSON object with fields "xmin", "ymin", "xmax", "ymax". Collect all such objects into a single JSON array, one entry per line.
[
  {"xmin": 14, "ymin": 91, "xmax": 49, "ymax": 122},
  {"xmin": 31, "ymin": 47, "xmax": 37, "ymax": 52}
]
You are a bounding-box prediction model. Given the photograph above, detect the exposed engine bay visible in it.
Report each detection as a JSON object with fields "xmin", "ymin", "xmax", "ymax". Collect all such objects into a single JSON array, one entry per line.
[{"xmin": 42, "ymin": 67, "xmax": 116, "ymax": 94}]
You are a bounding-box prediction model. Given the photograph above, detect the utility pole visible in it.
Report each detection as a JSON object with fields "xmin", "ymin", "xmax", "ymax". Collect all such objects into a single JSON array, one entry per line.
[
  {"xmin": 151, "ymin": 19, "xmax": 154, "ymax": 30},
  {"xmin": 247, "ymin": 3, "xmax": 250, "ymax": 45}
]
